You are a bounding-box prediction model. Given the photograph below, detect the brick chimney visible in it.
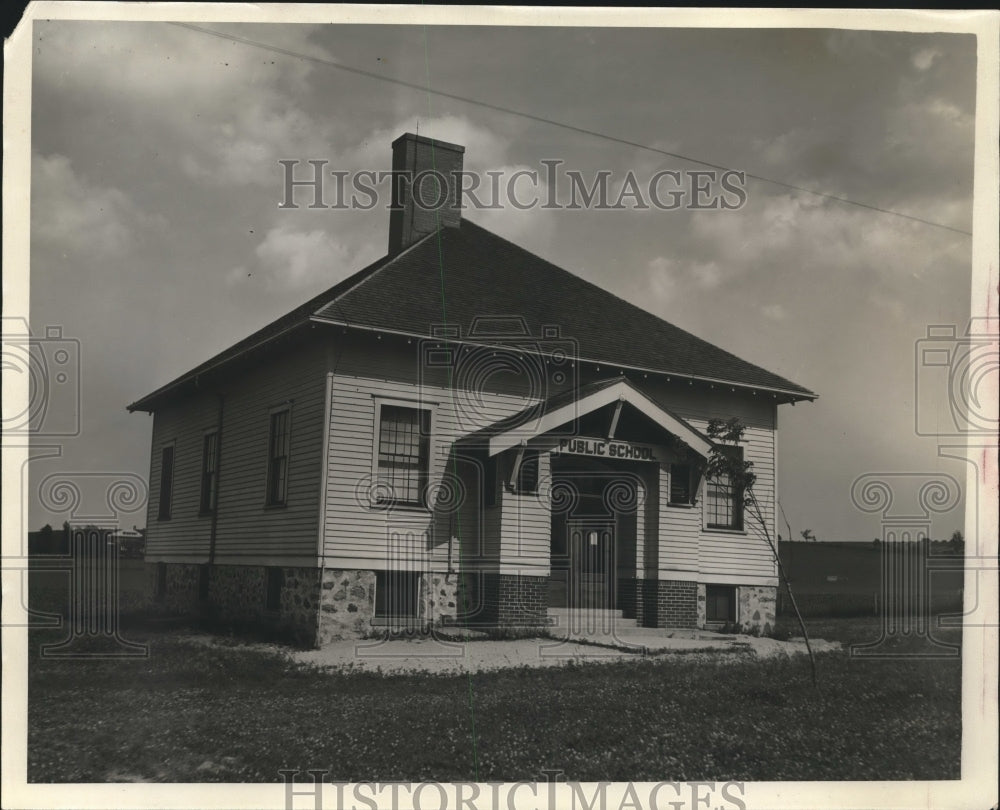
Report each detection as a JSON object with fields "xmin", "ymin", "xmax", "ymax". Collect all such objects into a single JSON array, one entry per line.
[{"xmin": 388, "ymin": 133, "xmax": 465, "ymax": 254}]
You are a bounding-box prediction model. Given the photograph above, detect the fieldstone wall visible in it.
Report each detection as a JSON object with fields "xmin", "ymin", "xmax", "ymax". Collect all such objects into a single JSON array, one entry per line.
[
  {"xmin": 163, "ymin": 563, "xmax": 201, "ymax": 613},
  {"xmin": 209, "ymin": 565, "xmax": 267, "ymax": 622},
  {"xmin": 737, "ymin": 585, "xmax": 777, "ymax": 635},
  {"xmin": 420, "ymin": 571, "xmax": 458, "ymax": 625},
  {"xmin": 695, "ymin": 583, "xmax": 778, "ymax": 635},
  {"xmin": 280, "ymin": 568, "xmax": 322, "ymax": 645},
  {"xmin": 317, "ymin": 568, "xmax": 376, "ymax": 644}
]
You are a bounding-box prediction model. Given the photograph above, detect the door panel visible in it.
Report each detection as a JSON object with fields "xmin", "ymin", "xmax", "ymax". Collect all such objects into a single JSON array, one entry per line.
[{"xmin": 568, "ymin": 521, "xmax": 614, "ymax": 609}]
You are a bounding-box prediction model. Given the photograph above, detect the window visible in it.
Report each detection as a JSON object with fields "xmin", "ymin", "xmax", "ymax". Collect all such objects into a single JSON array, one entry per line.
[
  {"xmin": 376, "ymin": 405, "xmax": 430, "ymax": 506},
  {"xmin": 200, "ymin": 431, "xmax": 219, "ymax": 514},
  {"xmin": 266, "ymin": 409, "xmax": 291, "ymax": 506},
  {"xmin": 705, "ymin": 447, "xmax": 743, "ymax": 530},
  {"xmin": 706, "ymin": 585, "xmax": 736, "ymax": 623},
  {"xmin": 669, "ymin": 463, "xmax": 692, "ymax": 505},
  {"xmin": 157, "ymin": 446, "xmax": 174, "ymax": 520},
  {"xmin": 514, "ymin": 449, "xmax": 540, "ymax": 495},
  {"xmin": 265, "ymin": 567, "xmax": 284, "ymax": 612},
  {"xmin": 375, "ymin": 570, "xmax": 420, "ymax": 619}
]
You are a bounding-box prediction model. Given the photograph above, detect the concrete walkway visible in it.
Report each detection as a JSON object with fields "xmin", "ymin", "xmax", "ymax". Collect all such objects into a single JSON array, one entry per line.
[
  {"xmin": 286, "ymin": 630, "xmax": 839, "ymax": 674},
  {"xmin": 177, "ymin": 628, "xmax": 838, "ymax": 675}
]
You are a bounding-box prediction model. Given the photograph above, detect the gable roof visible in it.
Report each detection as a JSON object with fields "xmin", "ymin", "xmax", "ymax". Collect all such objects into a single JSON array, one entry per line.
[
  {"xmin": 129, "ymin": 219, "xmax": 815, "ymax": 412},
  {"xmin": 463, "ymin": 375, "xmax": 714, "ymax": 458}
]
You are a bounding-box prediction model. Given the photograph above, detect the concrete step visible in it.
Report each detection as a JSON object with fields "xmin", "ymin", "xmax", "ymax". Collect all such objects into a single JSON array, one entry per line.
[{"xmin": 548, "ymin": 608, "xmax": 639, "ymax": 631}]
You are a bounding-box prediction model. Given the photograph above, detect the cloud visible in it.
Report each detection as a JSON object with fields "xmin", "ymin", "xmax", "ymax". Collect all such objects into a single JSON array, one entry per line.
[
  {"xmin": 31, "ymin": 153, "xmax": 163, "ymax": 258},
  {"xmin": 229, "ymin": 224, "xmax": 379, "ymax": 291},
  {"xmin": 912, "ymin": 47, "xmax": 941, "ymax": 72}
]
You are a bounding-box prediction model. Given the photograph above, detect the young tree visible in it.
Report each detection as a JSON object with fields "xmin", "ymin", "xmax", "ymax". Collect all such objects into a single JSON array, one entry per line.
[{"xmin": 705, "ymin": 416, "xmax": 818, "ymax": 686}]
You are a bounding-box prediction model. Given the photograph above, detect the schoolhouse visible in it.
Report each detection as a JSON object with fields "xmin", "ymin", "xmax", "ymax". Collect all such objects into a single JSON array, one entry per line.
[{"xmin": 129, "ymin": 133, "xmax": 816, "ymax": 646}]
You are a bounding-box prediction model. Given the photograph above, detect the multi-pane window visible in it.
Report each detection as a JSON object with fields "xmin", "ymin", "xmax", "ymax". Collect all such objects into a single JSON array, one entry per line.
[
  {"xmin": 669, "ymin": 463, "xmax": 691, "ymax": 505},
  {"xmin": 376, "ymin": 405, "xmax": 430, "ymax": 506},
  {"xmin": 266, "ymin": 409, "xmax": 291, "ymax": 506},
  {"xmin": 705, "ymin": 447, "xmax": 743, "ymax": 530},
  {"xmin": 157, "ymin": 445, "xmax": 174, "ymax": 520},
  {"xmin": 200, "ymin": 431, "xmax": 219, "ymax": 514}
]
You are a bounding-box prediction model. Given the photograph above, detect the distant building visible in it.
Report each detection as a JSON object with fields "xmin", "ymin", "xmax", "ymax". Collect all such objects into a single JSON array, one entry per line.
[{"xmin": 128, "ymin": 133, "xmax": 815, "ymax": 646}]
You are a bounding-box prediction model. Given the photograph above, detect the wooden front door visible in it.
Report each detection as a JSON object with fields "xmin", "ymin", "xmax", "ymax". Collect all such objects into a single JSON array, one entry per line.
[{"xmin": 567, "ymin": 520, "xmax": 615, "ymax": 609}]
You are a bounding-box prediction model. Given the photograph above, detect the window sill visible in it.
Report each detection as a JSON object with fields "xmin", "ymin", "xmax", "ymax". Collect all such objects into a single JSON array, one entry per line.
[
  {"xmin": 704, "ymin": 526, "xmax": 747, "ymax": 535},
  {"xmin": 372, "ymin": 501, "xmax": 430, "ymax": 513},
  {"xmin": 264, "ymin": 502, "xmax": 288, "ymax": 511},
  {"xmin": 666, "ymin": 502, "xmax": 695, "ymax": 509}
]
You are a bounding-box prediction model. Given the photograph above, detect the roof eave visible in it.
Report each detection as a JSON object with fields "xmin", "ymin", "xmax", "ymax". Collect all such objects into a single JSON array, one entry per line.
[{"xmin": 308, "ymin": 315, "xmax": 817, "ymax": 402}]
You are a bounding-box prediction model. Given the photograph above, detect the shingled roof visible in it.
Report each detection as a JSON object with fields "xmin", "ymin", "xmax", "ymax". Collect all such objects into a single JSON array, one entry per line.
[{"xmin": 129, "ymin": 218, "xmax": 815, "ymax": 412}]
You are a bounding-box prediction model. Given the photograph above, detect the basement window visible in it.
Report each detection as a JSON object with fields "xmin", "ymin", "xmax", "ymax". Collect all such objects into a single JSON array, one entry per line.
[
  {"xmin": 374, "ymin": 570, "xmax": 420, "ymax": 622},
  {"xmin": 265, "ymin": 567, "xmax": 284, "ymax": 612},
  {"xmin": 706, "ymin": 585, "xmax": 737, "ymax": 624}
]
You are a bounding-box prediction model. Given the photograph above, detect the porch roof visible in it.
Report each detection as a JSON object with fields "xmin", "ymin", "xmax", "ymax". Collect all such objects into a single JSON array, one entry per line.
[{"xmin": 467, "ymin": 376, "xmax": 714, "ymax": 458}]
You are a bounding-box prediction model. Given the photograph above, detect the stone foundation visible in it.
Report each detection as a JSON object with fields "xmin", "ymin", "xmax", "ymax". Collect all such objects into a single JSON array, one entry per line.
[
  {"xmin": 162, "ymin": 562, "xmax": 201, "ymax": 614},
  {"xmin": 317, "ymin": 568, "xmax": 376, "ymax": 644},
  {"xmin": 737, "ymin": 585, "xmax": 777, "ymax": 635},
  {"xmin": 696, "ymin": 583, "xmax": 777, "ymax": 635},
  {"xmin": 144, "ymin": 565, "xmax": 791, "ymax": 644},
  {"xmin": 420, "ymin": 571, "xmax": 459, "ymax": 625}
]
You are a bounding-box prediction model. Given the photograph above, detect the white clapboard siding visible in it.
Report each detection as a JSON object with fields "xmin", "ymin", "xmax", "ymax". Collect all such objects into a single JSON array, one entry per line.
[
  {"xmin": 322, "ymin": 371, "xmax": 537, "ymax": 571},
  {"xmin": 145, "ymin": 343, "xmax": 327, "ymax": 565},
  {"xmin": 145, "ymin": 394, "xmax": 219, "ymax": 561},
  {"xmin": 497, "ymin": 450, "xmax": 551, "ymax": 575},
  {"xmin": 677, "ymin": 406, "xmax": 778, "ymax": 584}
]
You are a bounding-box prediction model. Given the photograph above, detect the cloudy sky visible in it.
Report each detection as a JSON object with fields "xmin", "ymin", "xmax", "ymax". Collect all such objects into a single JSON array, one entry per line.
[{"xmin": 25, "ymin": 17, "xmax": 978, "ymax": 539}]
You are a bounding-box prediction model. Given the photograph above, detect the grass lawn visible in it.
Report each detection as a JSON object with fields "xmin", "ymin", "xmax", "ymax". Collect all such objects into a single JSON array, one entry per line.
[{"xmin": 27, "ymin": 617, "xmax": 961, "ymax": 783}]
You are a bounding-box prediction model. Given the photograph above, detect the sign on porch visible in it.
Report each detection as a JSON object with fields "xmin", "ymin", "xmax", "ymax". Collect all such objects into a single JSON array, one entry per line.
[{"xmin": 554, "ymin": 437, "xmax": 660, "ymax": 461}]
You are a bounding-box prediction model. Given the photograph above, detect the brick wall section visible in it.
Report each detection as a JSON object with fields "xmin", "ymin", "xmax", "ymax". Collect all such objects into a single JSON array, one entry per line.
[
  {"xmin": 636, "ymin": 578, "xmax": 698, "ymax": 628},
  {"xmin": 477, "ymin": 573, "xmax": 549, "ymax": 626},
  {"xmin": 618, "ymin": 578, "xmax": 637, "ymax": 620},
  {"xmin": 656, "ymin": 580, "xmax": 698, "ymax": 627}
]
